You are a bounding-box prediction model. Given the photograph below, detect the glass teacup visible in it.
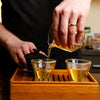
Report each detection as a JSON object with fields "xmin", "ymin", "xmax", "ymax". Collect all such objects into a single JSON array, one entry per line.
[
  {"xmin": 31, "ymin": 59, "xmax": 56, "ymax": 81},
  {"xmin": 66, "ymin": 59, "xmax": 92, "ymax": 82}
]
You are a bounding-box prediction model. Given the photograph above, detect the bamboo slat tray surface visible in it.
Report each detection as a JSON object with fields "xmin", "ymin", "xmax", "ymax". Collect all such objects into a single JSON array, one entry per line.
[{"xmin": 10, "ymin": 68, "xmax": 99, "ymax": 100}]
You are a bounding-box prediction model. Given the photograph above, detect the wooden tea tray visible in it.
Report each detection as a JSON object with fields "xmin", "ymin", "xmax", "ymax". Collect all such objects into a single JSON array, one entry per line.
[{"xmin": 10, "ymin": 68, "xmax": 99, "ymax": 100}]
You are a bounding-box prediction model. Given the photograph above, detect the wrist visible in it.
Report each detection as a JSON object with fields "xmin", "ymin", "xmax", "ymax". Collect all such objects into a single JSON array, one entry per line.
[{"xmin": 2, "ymin": 31, "xmax": 20, "ymax": 49}]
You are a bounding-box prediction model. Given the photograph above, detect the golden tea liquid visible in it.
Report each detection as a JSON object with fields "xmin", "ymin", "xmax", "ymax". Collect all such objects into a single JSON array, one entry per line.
[
  {"xmin": 68, "ymin": 68, "xmax": 87, "ymax": 81},
  {"xmin": 34, "ymin": 64, "xmax": 55, "ymax": 81},
  {"xmin": 34, "ymin": 68, "xmax": 51, "ymax": 81}
]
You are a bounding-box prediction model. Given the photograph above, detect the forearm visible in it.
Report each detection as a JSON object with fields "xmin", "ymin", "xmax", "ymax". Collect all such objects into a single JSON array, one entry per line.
[{"xmin": 0, "ymin": 23, "xmax": 20, "ymax": 49}]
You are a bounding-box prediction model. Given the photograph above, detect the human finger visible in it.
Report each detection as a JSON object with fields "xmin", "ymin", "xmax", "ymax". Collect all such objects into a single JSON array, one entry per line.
[
  {"xmin": 12, "ymin": 53, "xmax": 21, "ymax": 66},
  {"xmin": 22, "ymin": 46, "xmax": 30, "ymax": 55},
  {"xmin": 29, "ymin": 42, "xmax": 37, "ymax": 53},
  {"xmin": 39, "ymin": 51, "xmax": 47, "ymax": 56},
  {"xmin": 17, "ymin": 49, "xmax": 27, "ymax": 66},
  {"xmin": 59, "ymin": 8, "xmax": 70, "ymax": 47},
  {"xmin": 68, "ymin": 12, "xmax": 78, "ymax": 48},
  {"xmin": 53, "ymin": 6, "xmax": 61, "ymax": 45},
  {"xmin": 76, "ymin": 15, "xmax": 86, "ymax": 43}
]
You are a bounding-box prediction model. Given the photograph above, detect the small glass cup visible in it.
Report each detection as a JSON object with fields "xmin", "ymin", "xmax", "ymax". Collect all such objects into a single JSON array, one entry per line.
[
  {"xmin": 31, "ymin": 59, "xmax": 56, "ymax": 81},
  {"xmin": 65, "ymin": 59, "xmax": 92, "ymax": 82}
]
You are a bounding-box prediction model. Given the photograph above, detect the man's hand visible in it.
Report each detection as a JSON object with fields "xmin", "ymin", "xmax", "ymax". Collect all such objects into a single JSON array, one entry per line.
[
  {"xmin": 0, "ymin": 23, "xmax": 46, "ymax": 67},
  {"xmin": 6, "ymin": 38, "xmax": 46, "ymax": 67},
  {"xmin": 53, "ymin": 0, "xmax": 91, "ymax": 48},
  {"xmin": 6, "ymin": 38, "xmax": 37, "ymax": 67}
]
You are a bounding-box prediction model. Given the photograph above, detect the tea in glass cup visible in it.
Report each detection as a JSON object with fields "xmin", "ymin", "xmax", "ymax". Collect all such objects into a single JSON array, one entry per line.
[
  {"xmin": 66, "ymin": 59, "xmax": 92, "ymax": 82},
  {"xmin": 31, "ymin": 59, "xmax": 56, "ymax": 81}
]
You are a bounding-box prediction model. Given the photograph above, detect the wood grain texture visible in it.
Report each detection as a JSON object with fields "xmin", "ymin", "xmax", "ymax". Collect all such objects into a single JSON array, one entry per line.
[{"xmin": 10, "ymin": 68, "xmax": 99, "ymax": 100}]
